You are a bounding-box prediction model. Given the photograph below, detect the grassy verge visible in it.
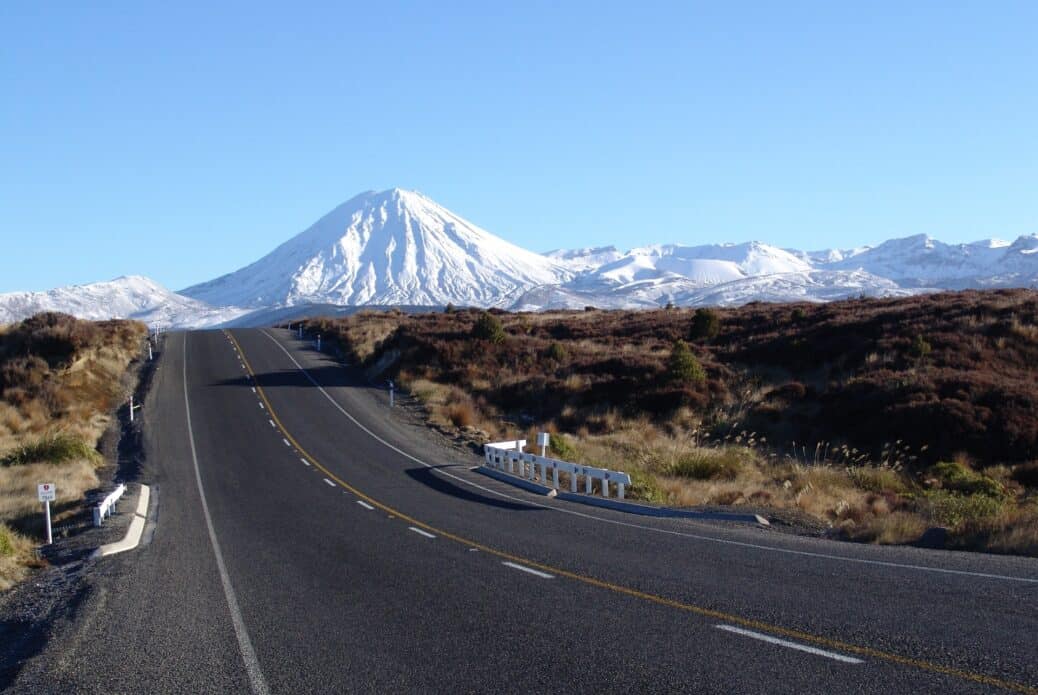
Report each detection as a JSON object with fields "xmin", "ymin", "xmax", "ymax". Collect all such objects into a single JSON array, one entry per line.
[{"xmin": 0, "ymin": 313, "xmax": 147, "ymax": 588}]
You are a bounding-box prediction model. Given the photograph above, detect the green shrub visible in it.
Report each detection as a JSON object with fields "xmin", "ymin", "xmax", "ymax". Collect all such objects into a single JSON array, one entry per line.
[
  {"xmin": 930, "ymin": 461, "xmax": 1005, "ymax": 498},
  {"xmin": 471, "ymin": 312, "xmax": 506, "ymax": 344},
  {"xmin": 791, "ymin": 307, "xmax": 806, "ymax": 322},
  {"xmin": 690, "ymin": 308, "xmax": 720, "ymax": 340},
  {"xmin": 667, "ymin": 340, "xmax": 705, "ymax": 384},
  {"xmin": 910, "ymin": 334, "xmax": 932, "ymax": 358},
  {"xmin": 627, "ymin": 469, "xmax": 666, "ymax": 504},
  {"xmin": 0, "ymin": 525, "xmax": 14, "ymax": 557},
  {"xmin": 1, "ymin": 433, "xmax": 102, "ymax": 467},
  {"xmin": 550, "ymin": 433, "xmax": 577, "ymax": 460},
  {"xmin": 546, "ymin": 342, "xmax": 567, "ymax": 362},
  {"xmin": 670, "ymin": 447, "xmax": 747, "ymax": 480},
  {"xmin": 849, "ymin": 466, "xmax": 910, "ymax": 494},
  {"xmin": 922, "ymin": 490, "xmax": 1004, "ymax": 527}
]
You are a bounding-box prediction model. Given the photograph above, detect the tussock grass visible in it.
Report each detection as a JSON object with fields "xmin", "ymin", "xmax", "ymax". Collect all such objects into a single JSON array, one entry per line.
[
  {"xmin": 1, "ymin": 433, "xmax": 102, "ymax": 467},
  {"xmin": 0, "ymin": 313, "xmax": 146, "ymax": 589},
  {"xmin": 298, "ymin": 295, "xmax": 1038, "ymax": 557}
]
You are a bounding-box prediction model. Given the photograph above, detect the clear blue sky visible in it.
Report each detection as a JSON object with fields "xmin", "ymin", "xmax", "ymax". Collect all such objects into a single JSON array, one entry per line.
[{"xmin": 2, "ymin": 1, "xmax": 1036, "ymax": 293}]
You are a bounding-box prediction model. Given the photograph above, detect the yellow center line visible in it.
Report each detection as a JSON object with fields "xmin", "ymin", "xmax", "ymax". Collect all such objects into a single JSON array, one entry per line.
[{"xmin": 222, "ymin": 330, "xmax": 1036, "ymax": 694}]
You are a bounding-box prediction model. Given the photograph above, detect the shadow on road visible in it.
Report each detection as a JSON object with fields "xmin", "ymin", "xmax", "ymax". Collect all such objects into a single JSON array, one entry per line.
[
  {"xmin": 405, "ymin": 466, "xmax": 544, "ymax": 512},
  {"xmin": 212, "ymin": 365, "xmax": 360, "ymax": 390}
]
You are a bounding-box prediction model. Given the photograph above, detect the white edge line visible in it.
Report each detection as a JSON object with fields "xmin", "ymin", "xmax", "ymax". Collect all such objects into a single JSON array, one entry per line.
[
  {"xmin": 268, "ymin": 419, "xmax": 275, "ymax": 428},
  {"xmin": 282, "ymin": 438, "xmax": 291, "ymax": 447},
  {"xmin": 502, "ymin": 561, "xmax": 554, "ymax": 579},
  {"xmin": 300, "ymin": 457, "xmax": 311, "ymax": 466},
  {"xmin": 258, "ymin": 402, "xmax": 265, "ymax": 409},
  {"xmin": 183, "ymin": 333, "xmax": 271, "ymax": 695},
  {"xmin": 409, "ymin": 526, "xmax": 436, "ymax": 539},
  {"xmin": 257, "ymin": 330, "xmax": 1038, "ymax": 586},
  {"xmin": 356, "ymin": 500, "xmax": 375, "ymax": 510},
  {"xmin": 715, "ymin": 625, "xmax": 863, "ymax": 664},
  {"xmin": 323, "ymin": 478, "xmax": 336, "ymax": 487}
]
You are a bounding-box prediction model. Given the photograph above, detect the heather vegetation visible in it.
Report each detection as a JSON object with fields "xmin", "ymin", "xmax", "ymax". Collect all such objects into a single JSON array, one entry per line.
[
  {"xmin": 0, "ymin": 313, "xmax": 147, "ymax": 589},
  {"xmin": 300, "ymin": 289, "xmax": 1038, "ymax": 556}
]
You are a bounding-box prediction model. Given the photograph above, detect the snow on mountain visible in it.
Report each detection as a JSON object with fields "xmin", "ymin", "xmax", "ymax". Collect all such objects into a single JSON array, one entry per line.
[
  {"xmin": 673, "ymin": 270, "xmax": 922, "ymax": 307},
  {"xmin": 821, "ymin": 233, "xmax": 1038, "ymax": 288},
  {"xmin": 544, "ymin": 246, "xmax": 625, "ymax": 272},
  {"xmin": 0, "ymin": 276, "xmax": 245, "ymax": 330},
  {"xmin": 182, "ymin": 188, "xmax": 572, "ymax": 309}
]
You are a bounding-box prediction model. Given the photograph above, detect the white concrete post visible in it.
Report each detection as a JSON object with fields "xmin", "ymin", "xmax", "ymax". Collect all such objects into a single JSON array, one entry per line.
[
  {"xmin": 552, "ymin": 467, "xmax": 559, "ymax": 489},
  {"xmin": 617, "ymin": 483, "xmax": 625, "ymax": 500},
  {"xmin": 316, "ymin": 335, "xmax": 321, "ymax": 351},
  {"xmin": 585, "ymin": 473, "xmax": 592, "ymax": 495},
  {"xmin": 602, "ymin": 479, "xmax": 609, "ymax": 498},
  {"xmin": 129, "ymin": 395, "xmax": 134, "ymax": 423},
  {"xmin": 571, "ymin": 472, "xmax": 578, "ymax": 493},
  {"xmin": 44, "ymin": 500, "xmax": 52, "ymax": 545},
  {"xmin": 388, "ymin": 381, "xmax": 394, "ymax": 408},
  {"xmin": 148, "ymin": 342, "xmax": 153, "ymax": 361}
]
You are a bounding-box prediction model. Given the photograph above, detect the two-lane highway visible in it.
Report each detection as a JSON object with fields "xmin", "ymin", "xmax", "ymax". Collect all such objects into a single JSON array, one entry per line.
[{"xmin": 12, "ymin": 328, "xmax": 1038, "ymax": 693}]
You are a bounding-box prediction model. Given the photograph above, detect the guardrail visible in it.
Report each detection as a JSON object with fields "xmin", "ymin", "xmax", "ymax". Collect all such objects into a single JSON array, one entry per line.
[
  {"xmin": 93, "ymin": 483, "xmax": 127, "ymax": 527},
  {"xmin": 485, "ymin": 439, "xmax": 631, "ymax": 499}
]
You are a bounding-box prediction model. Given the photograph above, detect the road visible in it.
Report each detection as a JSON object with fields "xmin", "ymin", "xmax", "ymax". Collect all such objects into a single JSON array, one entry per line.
[{"xmin": 12, "ymin": 328, "xmax": 1038, "ymax": 693}]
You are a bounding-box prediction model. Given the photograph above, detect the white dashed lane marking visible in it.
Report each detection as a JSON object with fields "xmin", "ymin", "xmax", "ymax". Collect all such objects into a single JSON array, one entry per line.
[{"xmin": 502, "ymin": 562, "xmax": 554, "ymax": 579}]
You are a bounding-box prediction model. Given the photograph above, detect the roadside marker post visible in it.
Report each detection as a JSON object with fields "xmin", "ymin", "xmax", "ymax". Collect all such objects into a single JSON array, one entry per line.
[
  {"xmin": 129, "ymin": 395, "xmax": 142, "ymax": 423},
  {"xmin": 148, "ymin": 341, "xmax": 153, "ymax": 361},
  {"xmin": 537, "ymin": 432, "xmax": 550, "ymax": 458},
  {"xmin": 388, "ymin": 380, "xmax": 394, "ymax": 408},
  {"xmin": 316, "ymin": 334, "xmax": 321, "ymax": 351},
  {"xmin": 38, "ymin": 483, "xmax": 55, "ymax": 545}
]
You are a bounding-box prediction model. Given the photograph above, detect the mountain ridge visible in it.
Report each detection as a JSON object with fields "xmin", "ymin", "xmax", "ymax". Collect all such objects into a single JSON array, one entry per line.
[{"xmin": 2, "ymin": 188, "xmax": 1036, "ymax": 326}]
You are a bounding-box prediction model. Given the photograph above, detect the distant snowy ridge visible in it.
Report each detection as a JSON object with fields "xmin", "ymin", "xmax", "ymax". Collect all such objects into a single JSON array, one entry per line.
[
  {"xmin": 3, "ymin": 189, "xmax": 1036, "ymax": 327},
  {"xmin": 0, "ymin": 276, "xmax": 245, "ymax": 330}
]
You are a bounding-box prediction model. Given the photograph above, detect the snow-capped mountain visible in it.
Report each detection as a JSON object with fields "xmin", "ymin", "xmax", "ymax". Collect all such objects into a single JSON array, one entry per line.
[
  {"xmin": 0, "ymin": 276, "xmax": 245, "ymax": 330},
  {"xmin": 4, "ymin": 188, "xmax": 1036, "ymax": 327},
  {"xmin": 181, "ymin": 188, "xmax": 571, "ymax": 309}
]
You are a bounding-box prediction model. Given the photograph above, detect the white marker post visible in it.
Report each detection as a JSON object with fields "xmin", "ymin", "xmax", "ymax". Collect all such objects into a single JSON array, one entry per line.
[
  {"xmin": 38, "ymin": 483, "xmax": 55, "ymax": 545},
  {"xmin": 298, "ymin": 325, "xmax": 303, "ymax": 339},
  {"xmin": 148, "ymin": 341, "xmax": 153, "ymax": 361},
  {"xmin": 388, "ymin": 380, "xmax": 394, "ymax": 408},
  {"xmin": 129, "ymin": 395, "xmax": 142, "ymax": 423},
  {"xmin": 537, "ymin": 432, "xmax": 550, "ymax": 458},
  {"xmin": 316, "ymin": 334, "xmax": 321, "ymax": 351}
]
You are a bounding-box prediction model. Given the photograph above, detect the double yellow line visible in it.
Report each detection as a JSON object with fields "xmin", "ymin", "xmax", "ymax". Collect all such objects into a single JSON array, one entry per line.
[{"xmin": 224, "ymin": 330, "xmax": 1036, "ymax": 694}]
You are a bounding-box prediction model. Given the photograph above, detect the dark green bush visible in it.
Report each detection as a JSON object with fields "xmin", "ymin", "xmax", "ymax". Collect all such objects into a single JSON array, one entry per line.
[
  {"xmin": 667, "ymin": 340, "xmax": 705, "ymax": 384},
  {"xmin": 471, "ymin": 312, "xmax": 505, "ymax": 344},
  {"xmin": 690, "ymin": 308, "xmax": 721, "ymax": 340}
]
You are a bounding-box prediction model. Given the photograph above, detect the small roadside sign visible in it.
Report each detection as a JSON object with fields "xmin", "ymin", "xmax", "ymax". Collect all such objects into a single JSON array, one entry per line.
[{"xmin": 38, "ymin": 483, "xmax": 56, "ymax": 502}]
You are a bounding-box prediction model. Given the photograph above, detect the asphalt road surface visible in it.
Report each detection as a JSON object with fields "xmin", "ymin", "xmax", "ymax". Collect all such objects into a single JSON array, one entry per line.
[{"xmin": 12, "ymin": 328, "xmax": 1038, "ymax": 693}]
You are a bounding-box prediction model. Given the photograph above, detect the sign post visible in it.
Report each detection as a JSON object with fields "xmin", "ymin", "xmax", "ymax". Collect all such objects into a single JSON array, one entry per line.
[
  {"xmin": 537, "ymin": 432, "xmax": 550, "ymax": 457},
  {"xmin": 37, "ymin": 483, "xmax": 55, "ymax": 545}
]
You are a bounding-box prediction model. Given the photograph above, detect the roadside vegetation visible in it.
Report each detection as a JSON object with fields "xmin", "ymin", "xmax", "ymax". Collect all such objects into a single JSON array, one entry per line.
[
  {"xmin": 298, "ymin": 289, "xmax": 1038, "ymax": 557},
  {"xmin": 0, "ymin": 313, "xmax": 147, "ymax": 589}
]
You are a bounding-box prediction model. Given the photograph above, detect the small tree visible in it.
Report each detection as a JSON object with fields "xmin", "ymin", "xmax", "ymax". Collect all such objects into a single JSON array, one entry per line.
[
  {"xmin": 910, "ymin": 334, "xmax": 932, "ymax": 358},
  {"xmin": 690, "ymin": 308, "xmax": 720, "ymax": 340},
  {"xmin": 665, "ymin": 300, "xmax": 675, "ymax": 311},
  {"xmin": 667, "ymin": 340, "xmax": 705, "ymax": 384},
  {"xmin": 547, "ymin": 342, "xmax": 567, "ymax": 362},
  {"xmin": 472, "ymin": 311, "xmax": 505, "ymax": 344},
  {"xmin": 444, "ymin": 302, "xmax": 455, "ymax": 314}
]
